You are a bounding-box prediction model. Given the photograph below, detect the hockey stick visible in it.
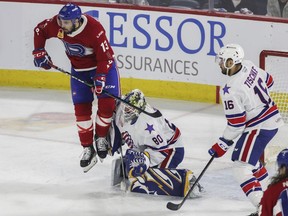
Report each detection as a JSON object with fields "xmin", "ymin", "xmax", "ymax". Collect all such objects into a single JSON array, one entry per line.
[
  {"xmin": 166, "ymin": 155, "xmax": 215, "ymax": 211},
  {"xmin": 48, "ymin": 63, "xmax": 162, "ymax": 118},
  {"xmin": 119, "ymin": 142, "xmax": 127, "ymax": 192}
]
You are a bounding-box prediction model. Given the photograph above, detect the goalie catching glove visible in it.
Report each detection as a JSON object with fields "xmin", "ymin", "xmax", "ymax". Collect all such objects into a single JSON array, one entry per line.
[
  {"xmin": 125, "ymin": 149, "xmax": 150, "ymax": 177},
  {"xmin": 208, "ymin": 137, "xmax": 233, "ymax": 158}
]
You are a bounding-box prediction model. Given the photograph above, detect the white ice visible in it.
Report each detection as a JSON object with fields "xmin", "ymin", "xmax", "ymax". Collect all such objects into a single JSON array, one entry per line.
[{"xmin": 0, "ymin": 87, "xmax": 274, "ymax": 216}]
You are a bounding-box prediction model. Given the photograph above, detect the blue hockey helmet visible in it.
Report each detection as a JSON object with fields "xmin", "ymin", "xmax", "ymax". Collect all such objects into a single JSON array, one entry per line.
[
  {"xmin": 277, "ymin": 148, "xmax": 288, "ymax": 168},
  {"xmin": 58, "ymin": 3, "xmax": 82, "ymax": 20}
]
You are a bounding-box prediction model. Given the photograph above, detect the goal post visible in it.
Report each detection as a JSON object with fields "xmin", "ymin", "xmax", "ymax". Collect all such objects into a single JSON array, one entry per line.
[{"xmin": 259, "ymin": 50, "xmax": 288, "ymax": 164}]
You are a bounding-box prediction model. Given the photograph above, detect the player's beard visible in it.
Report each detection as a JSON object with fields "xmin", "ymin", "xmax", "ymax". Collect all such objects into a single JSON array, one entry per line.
[
  {"xmin": 221, "ymin": 67, "xmax": 228, "ymax": 75},
  {"xmin": 63, "ymin": 24, "xmax": 77, "ymax": 34}
]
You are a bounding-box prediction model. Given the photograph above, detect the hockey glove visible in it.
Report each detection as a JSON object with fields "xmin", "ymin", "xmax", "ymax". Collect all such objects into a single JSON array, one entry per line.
[
  {"xmin": 208, "ymin": 137, "xmax": 234, "ymax": 158},
  {"xmin": 93, "ymin": 74, "xmax": 106, "ymax": 95},
  {"xmin": 125, "ymin": 149, "xmax": 150, "ymax": 177},
  {"xmin": 32, "ymin": 48, "xmax": 52, "ymax": 70}
]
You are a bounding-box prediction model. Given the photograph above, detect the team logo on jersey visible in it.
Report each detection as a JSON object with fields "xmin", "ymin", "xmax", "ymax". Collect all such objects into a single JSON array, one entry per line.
[
  {"xmin": 62, "ymin": 41, "xmax": 92, "ymax": 57},
  {"xmin": 223, "ymin": 84, "xmax": 231, "ymax": 95},
  {"xmin": 145, "ymin": 123, "xmax": 154, "ymax": 134}
]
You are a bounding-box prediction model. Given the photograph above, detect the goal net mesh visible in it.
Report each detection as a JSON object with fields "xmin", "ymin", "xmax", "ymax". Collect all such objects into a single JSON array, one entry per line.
[{"xmin": 260, "ymin": 50, "xmax": 288, "ymax": 164}]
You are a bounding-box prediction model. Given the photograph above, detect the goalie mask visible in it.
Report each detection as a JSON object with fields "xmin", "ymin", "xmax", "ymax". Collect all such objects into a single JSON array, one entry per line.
[
  {"xmin": 122, "ymin": 89, "xmax": 147, "ymax": 123},
  {"xmin": 215, "ymin": 44, "xmax": 244, "ymax": 75}
]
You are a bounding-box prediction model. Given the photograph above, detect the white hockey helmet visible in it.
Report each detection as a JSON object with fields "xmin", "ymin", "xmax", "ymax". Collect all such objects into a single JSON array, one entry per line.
[
  {"xmin": 215, "ymin": 44, "xmax": 244, "ymax": 69},
  {"xmin": 122, "ymin": 89, "xmax": 146, "ymax": 123}
]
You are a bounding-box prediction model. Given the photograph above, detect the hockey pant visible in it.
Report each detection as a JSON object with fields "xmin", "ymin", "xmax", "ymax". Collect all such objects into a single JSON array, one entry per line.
[
  {"xmin": 70, "ymin": 64, "xmax": 120, "ymax": 146},
  {"xmin": 231, "ymin": 128, "xmax": 277, "ymax": 207}
]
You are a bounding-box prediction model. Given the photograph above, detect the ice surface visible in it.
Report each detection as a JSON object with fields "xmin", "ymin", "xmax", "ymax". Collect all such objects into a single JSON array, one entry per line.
[{"xmin": 0, "ymin": 87, "xmax": 274, "ymax": 216}]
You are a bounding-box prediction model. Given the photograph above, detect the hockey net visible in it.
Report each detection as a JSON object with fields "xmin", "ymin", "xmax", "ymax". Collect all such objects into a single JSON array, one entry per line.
[{"xmin": 260, "ymin": 50, "xmax": 288, "ymax": 164}]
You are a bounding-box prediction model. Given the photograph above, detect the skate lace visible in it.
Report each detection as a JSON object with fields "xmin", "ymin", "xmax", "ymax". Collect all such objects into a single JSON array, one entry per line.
[
  {"xmin": 81, "ymin": 147, "xmax": 92, "ymax": 160},
  {"xmin": 96, "ymin": 138, "xmax": 108, "ymax": 151}
]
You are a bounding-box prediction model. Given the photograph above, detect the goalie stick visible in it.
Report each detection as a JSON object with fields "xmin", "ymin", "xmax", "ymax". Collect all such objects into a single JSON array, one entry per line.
[
  {"xmin": 166, "ymin": 155, "xmax": 215, "ymax": 211},
  {"xmin": 119, "ymin": 141, "xmax": 127, "ymax": 192},
  {"xmin": 48, "ymin": 63, "xmax": 162, "ymax": 118}
]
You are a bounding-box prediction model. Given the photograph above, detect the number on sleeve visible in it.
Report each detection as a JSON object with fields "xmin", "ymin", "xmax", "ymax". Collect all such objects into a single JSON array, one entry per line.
[
  {"xmin": 254, "ymin": 78, "xmax": 271, "ymax": 105},
  {"xmin": 100, "ymin": 40, "xmax": 109, "ymax": 52},
  {"xmin": 224, "ymin": 100, "xmax": 234, "ymax": 110}
]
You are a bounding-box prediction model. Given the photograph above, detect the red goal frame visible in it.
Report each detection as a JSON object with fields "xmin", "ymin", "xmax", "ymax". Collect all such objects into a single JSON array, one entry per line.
[
  {"xmin": 259, "ymin": 50, "xmax": 288, "ymax": 163},
  {"xmin": 260, "ymin": 50, "xmax": 288, "ymax": 70}
]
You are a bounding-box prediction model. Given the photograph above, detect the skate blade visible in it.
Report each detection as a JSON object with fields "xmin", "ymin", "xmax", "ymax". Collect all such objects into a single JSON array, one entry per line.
[
  {"xmin": 83, "ymin": 156, "xmax": 98, "ymax": 173},
  {"xmin": 108, "ymin": 148, "xmax": 112, "ymax": 156},
  {"xmin": 120, "ymin": 180, "xmax": 128, "ymax": 192}
]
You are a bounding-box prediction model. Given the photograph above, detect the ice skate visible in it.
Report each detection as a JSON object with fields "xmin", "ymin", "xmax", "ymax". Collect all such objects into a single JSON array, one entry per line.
[
  {"xmin": 80, "ymin": 145, "xmax": 97, "ymax": 173},
  {"xmin": 94, "ymin": 135, "xmax": 109, "ymax": 160},
  {"xmin": 247, "ymin": 212, "xmax": 258, "ymax": 216},
  {"xmin": 247, "ymin": 205, "xmax": 259, "ymax": 216}
]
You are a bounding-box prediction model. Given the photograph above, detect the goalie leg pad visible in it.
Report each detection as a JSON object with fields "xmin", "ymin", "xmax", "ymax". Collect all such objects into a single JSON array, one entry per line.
[
  {"xmin": 128, "ymin": 167, "xmax": 200, "ymax": 197},
  {"xmin": 111, "ymin": 157, "xmax": 126, "ymax": 186},
  {"xmin": 125, "ymin": 149, "xmax": 150, "ymax": 177}
]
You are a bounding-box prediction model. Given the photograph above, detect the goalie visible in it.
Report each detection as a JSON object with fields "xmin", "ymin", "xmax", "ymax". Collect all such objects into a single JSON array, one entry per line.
[{"xmin": 110, "ymin": 89, "xmax": 204, "ymax": 198}]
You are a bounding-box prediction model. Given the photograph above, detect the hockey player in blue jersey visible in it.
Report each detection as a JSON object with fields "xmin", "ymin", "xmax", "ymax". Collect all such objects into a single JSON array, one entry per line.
[{"xmin": 110, "ymin": 89, "xmax": 203, "ymax": 198}]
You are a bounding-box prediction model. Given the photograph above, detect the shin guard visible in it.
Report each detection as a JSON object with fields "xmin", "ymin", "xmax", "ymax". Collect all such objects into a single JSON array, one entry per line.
[
  {"xmin": 233, "ymin": 161, "xmax": 264, "ymax": 207},
  {"xmin": 75, "ymin": 103, "xmax": 93, "ymax": 147}
]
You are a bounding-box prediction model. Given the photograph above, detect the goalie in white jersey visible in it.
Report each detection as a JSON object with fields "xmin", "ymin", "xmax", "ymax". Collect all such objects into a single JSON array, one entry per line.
[
  {"xmin": 208, "ymin": 44, "xmax": 284, "ymax": 214},
  {"xmin": 110, "ymin": 89, "xmax": 203, "ymax": 197},
  {"xmin": 115, "ymin": 89, "xmax": 184, "ymax": 169}
]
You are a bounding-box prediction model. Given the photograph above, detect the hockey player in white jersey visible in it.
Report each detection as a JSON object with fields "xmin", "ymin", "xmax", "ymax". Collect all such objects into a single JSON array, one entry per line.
[
  {"xmin": 208, "ymin": 44, "xmax": 284, "ymax": 215},
  {"xmin": 111, "ymin": 89, "xmax": 203, "ymax": 197}
]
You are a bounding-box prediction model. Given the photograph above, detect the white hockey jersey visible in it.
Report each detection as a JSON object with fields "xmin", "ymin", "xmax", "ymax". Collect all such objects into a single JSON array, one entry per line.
[
  {"xmin": 220, "ymin": 60, "xmax": 284, "ymax": 140},
  {"xmin": 114, "ymin": 104, "xmax": 183, "ymax": 167}
]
